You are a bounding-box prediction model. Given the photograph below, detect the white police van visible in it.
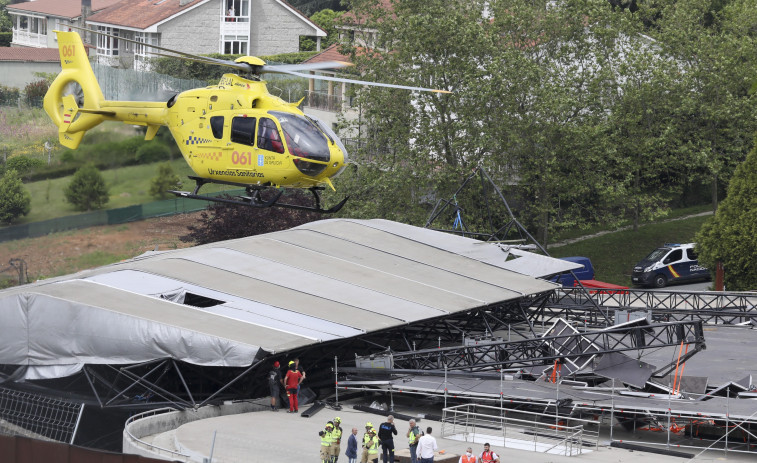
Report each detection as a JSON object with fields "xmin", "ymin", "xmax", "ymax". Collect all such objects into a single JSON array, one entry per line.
[{"xmin": 631, "ymin": 243, "xmax": 710, "ymax": 288}]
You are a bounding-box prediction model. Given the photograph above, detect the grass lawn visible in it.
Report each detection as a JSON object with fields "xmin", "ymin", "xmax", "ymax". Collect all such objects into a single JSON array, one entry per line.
[
  {"xmin": 18, "ymin": 159, "xmax": 237, "ymax": 224},
  {"xmin": 548, "ymin": 214, "xmax": 712, "ymax": 286},
  {"xmin": 548, "ymin": 204, "xmax": 712, "ymax": 244}
]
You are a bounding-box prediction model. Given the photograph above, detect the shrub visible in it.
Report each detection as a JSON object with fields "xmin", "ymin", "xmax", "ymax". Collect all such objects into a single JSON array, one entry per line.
[
  {"xmin": 6, "ymin": 155, "xmax": 45, "ymax": 177},
  {"xmin": 0, "ymin": 169, "xmax": 31, "ymax": 224},
  {"xmin": 0, "ymin": 84, "xmax": 20, "ymax": 106},
  {"xmin": 149, "ymin": 162, "xmax": 182, "ymax": 199},
  {"xmin": 60, "ymin": 149, "xmax": 77, "ymax": 164},
  {"xmin": 24, "ymin": 80, "xmax": 49, "ymax": 108},
  {"xmin": 0, "ymin": 32, "xmax": 12, "ymax": 47},
  {"xmin": 64, "ymin": 164, "xmax": 109, "ymax": 211},
  {"xmin": 136, "ymin": 141, "xmax": 170, "ymax": 164}
]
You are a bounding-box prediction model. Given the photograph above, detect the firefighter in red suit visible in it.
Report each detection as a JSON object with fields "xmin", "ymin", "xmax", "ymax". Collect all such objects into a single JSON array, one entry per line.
[{"xmin": 284, "ymin": 360, "xmax": 304, "ymax": 413}]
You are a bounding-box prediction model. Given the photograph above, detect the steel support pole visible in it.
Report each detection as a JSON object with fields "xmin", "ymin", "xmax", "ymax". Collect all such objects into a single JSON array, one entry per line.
[{"xmin": 334, "ymin": 356, "xmax": 339, "ymax": 408}]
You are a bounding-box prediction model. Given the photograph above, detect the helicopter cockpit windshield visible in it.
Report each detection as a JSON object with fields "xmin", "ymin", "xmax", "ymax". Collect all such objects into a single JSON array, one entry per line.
[{"xmin": 271, "ymin": 111, "xmax": 330, "ymax": 176}]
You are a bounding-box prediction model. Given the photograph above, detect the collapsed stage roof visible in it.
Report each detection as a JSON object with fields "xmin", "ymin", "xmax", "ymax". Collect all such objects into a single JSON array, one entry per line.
[{"xmin": 0, "ymin": 219, "xmax": 571, "ymax": 380}]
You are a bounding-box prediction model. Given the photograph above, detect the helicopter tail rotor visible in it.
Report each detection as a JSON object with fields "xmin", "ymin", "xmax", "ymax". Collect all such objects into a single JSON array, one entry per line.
[{"xmin": 44, "ymin": 31, "xmax": 108, "ymax": 149}]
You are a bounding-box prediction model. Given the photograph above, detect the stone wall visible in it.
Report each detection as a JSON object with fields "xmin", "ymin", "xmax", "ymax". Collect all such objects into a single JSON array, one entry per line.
[
  {"xmin": 0, "ymin": 61, "xmax": 61, "ymax": 89},
  {"xmin": 249, "ymin": 0, "xmax": 318, "ymax": 56},
  {"xmin": 160, "ymin": 1, "xmax": 222, "ymax": 55}
]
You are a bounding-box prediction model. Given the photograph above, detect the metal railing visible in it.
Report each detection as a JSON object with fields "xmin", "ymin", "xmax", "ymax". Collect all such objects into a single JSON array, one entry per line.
[
  {"xmin": 442, "ymin": 403, "xmax": 595, "ymax": 456},
  {"xmin": 11, "ymin": 30, "xmax": 48, "ymax": 48},
  {"xmin": 123, "ymin": 407, "xmax": 191, "ymax": 462},
  {"xmin": 0, "ymin": 387, "xmax": 83, "ymax": 444}
]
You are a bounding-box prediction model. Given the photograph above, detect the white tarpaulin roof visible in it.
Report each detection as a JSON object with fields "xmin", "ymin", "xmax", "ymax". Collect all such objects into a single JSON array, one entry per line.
[{"xmin": 0, "ymin": 219, "xmax": 567, "ymax": 380}]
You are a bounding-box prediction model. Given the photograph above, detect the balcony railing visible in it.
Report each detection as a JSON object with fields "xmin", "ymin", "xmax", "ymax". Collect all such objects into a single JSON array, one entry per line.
[
  {"xmin": 12, "ymin": 29, "xmax": 47, "ymax": 48},
  {"xmin": 304, "ymin": 91, "xmax": 353, "ymax": 112}
]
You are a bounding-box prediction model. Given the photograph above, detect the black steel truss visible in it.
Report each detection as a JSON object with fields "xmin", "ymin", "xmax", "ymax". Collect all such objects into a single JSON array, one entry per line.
[
  {"xmin": 388, "ymin": 320, "xmax": 705, "ymax": 373},
  {"xmin": 532, "ymin": 288, "xmax": 757, "ymax": 326}
]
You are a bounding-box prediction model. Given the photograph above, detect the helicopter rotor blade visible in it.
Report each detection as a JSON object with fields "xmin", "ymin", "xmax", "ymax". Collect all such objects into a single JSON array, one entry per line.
[
  {"xmin": 148, "ymin": 51, "xmax": 249, "ymax": 71},
  {"xmin": 67, "ymin": 25, "xmax": 251, "ymax": 73},
  {"xmin": 275, "ymin": 69, "xmax": 452, "ymax": 94},
  {"xmin": 261, "ymin": 61, "xmax": 353, "ymax": 74}
]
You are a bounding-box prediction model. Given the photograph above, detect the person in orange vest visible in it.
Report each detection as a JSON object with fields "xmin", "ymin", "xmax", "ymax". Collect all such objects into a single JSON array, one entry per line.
[
  {"xmin": 459, "ymin": 447, "xmax": 477, "ymax": 463},
  {"xmin": 479, "ymin": 443, "xmax": 499, "ymax": 463}
]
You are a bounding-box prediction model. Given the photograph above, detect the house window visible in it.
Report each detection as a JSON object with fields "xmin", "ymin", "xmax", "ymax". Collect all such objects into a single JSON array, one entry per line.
[
  {"xmin": 135, "ymin": 32, "xmax": 159, "ymax": 67},
  {"xmin": 225, "ymin": 0, "xmax": 250, "ymax": 22},
  {"xmin": 97, "ymin": 26, "xmax": 119, "ymax": 56},
  {"xmin": 223, "ymin": 35, "xmax": 248, "ymax": 55},
  {"xmin": 55, "ymin": 19, "xmax": 72, "ymax": 38}
]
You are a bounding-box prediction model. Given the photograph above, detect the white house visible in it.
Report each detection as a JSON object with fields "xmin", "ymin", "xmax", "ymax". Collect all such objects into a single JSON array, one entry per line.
[
  {"xmin": 7, "ymin": 0, "xmax": 121, "ymax": 50},
  {"xmin": 6, "ymin": 0, "xmax": 326, "ymax": 70},
  {"xmin": 85, "ymin": 0, "xmax": 325, "ymax": 69}
]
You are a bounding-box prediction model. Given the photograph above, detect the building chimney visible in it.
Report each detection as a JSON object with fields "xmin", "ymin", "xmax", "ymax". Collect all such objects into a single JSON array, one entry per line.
[
  {"xmin": 180, "ymin": 0, "xmax": 193, "ymax": 5},
  {"xmin": 82, "ymin": 0, "xmax": 92, "ymax": 19}
]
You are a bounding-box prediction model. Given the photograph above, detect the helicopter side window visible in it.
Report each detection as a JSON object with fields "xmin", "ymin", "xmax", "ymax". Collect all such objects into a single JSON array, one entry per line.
[
  {"xmin": 257, "ymin": 118, "xmax": 284, "ymax": 154},
  {"xmin": 230, "ymin": 116, "xmax": 256, "ymax": 146},
  {"xmin": 210, "ymin": 116, "xmax": 224, "ymax": 139}
]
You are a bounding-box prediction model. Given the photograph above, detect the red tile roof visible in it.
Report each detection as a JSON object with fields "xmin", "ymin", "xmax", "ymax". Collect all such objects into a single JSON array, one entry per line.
[
  {"xmin": 0, "ymin": 47, "xmax": 61, "ymax": 62},
  {"xmin": 85, "ymin": 0, "xmax": 206, "ymax": 30},
  {"xmin": 7, "ymin": 0, "xmax": 123, "ymax": 19},
  {"xmin": 341, "ymin": 0, "xmax": 394, "ymax": 25},
  {"xmin": 303, "ymin": 43, "xmax": 352, "ymax": 65}
]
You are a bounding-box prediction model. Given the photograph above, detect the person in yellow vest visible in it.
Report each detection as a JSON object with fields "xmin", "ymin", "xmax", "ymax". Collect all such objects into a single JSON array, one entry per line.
[
  {"xmin": 331, "ymin": 417, "xmax": 344, "ymax": 463},
  {"xmin": 360, "ymin": 422, "xmax": 374, "ymax": 463},
  {"xmin": 366, "ymin": 427, "xmax": 380, "ymax": 463},
  {"xmin": 407, "ymin": 418, "xmax": 422, "ymax": 463},
  {"xmin": 319, "ymin": 421, "xmax": 335, "ymax": 463},
  {"xmin": 459, "ymin": 447, "xmax": 477, "ymax": 463}
]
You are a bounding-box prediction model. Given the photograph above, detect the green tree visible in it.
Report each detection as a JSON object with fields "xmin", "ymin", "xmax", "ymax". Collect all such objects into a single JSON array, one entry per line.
[
  {"xmin": 654, "ymin": 0, "xmax": 757, "ymax": 212},
  {"xmin": 149, "ymin": 162, "xmax": 182, "ymax": 199},
  {"xmin": 301, "ymin": 9, "xmax": 344, "ymax": 51},
  {"xmin": 342, "ymin": 0, "xmax": 629, "ymax": 244},
  {"xmin": 0, "ymin": 169, "xmax": 31, "ymax": 224},
  {"xmin": 64, "ymin": 164, "xmax": 109, "ymax": 211},
  {"xmin": 0, "ymin": 0, "xmax": 12, "ymax": 33},
  {"xmin": 695, "ymin": 144, "xmax": 757, "ymax": 291}
]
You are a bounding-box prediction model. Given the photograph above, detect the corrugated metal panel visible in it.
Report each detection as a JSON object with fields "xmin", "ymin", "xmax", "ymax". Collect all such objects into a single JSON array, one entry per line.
[{"xmin": 0, "ymin": 219, "xmax": 561, "ymax": 380}]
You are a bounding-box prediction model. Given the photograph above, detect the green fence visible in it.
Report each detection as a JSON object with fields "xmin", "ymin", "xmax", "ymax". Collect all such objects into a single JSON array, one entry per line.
[{"xmin": 0, "ymin": 189, "xmax": 245, "ymax": 243}]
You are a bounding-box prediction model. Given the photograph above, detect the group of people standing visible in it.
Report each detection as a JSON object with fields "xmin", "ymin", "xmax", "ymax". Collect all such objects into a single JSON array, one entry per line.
[
  {"xmin": 321, "ymin": 415, "xmax": 444, "ymax": 463},
  {"xmin": 267, "ymin": 358, "xmax": 305, "ymax": 413}
]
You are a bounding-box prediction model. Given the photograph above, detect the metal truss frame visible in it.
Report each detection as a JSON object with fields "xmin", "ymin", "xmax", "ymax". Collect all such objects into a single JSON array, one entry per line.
[
  {"xmin": 388, "ymin": 320, "xmax": 704, "ymax": 373},
  {"xmin": 76, "ymin": 358, "xmax": 267, "ymax": 410},
  {"xmin": 535, "ymin": 288, "xmax": 757, "ymax": 326}
]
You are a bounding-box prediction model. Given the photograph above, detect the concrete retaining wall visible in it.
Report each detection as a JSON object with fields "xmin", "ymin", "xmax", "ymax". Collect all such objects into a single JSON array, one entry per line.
[{"xmin": 123, "ymin": 402, "xmax": 265, "ymax": 461}]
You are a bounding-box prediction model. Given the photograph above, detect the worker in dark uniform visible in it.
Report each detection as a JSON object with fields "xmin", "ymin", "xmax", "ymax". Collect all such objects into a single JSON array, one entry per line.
[
  {"xmin": 378, "ymin": 415, "xmax": 398, "ymax": 463},
  {"xmin": 268, "ymin": 360, "xmax": 282, "ymax": 411}
]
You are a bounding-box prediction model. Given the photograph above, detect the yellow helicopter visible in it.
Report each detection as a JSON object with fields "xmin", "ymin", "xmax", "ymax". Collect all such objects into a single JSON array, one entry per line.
[{"xmin": 43, "ymin": 30, "xmax": 449, "ymax": 213}]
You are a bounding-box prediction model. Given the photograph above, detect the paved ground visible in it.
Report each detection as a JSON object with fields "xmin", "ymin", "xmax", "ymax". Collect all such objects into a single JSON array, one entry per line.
[{"xmin": 138, "ymin": 397, "xmax": 755, "ymax": 463}]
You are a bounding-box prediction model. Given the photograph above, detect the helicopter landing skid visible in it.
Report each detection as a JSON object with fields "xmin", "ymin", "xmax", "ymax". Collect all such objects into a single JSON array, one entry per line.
[{"xmin": 168, "ymin": 176, "xmax": 349, "ymax": 214}]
